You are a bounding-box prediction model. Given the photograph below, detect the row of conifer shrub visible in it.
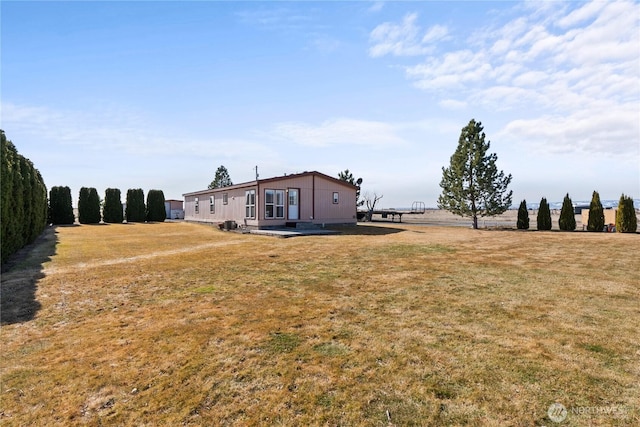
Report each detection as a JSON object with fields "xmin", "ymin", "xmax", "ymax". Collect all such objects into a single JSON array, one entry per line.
[
  {"xmin": 48, "ymin": 187, "xmax": 166, "ymax": 225},
  {"xmin": 516, "ymin": 191, "xmax": 637, "ymax": 232},
  {"xmin": 1, "ymin": 131, "xmax": 49, "ymax": 263}
]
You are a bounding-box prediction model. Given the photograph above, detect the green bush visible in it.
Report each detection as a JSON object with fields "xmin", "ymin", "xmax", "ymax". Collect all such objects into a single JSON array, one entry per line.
[
  {"xmin": 558, "ymin": 193, "xmax": 576, "ymax": 231},
  {"xmin": 78, "ymin": 187, "xmax": 101, "ymax": 224},
  {"xmin": 49, "ymin": 186, "xmax": 75, "ymax": 225},
  {"xmin": 146, "ymin": 189, "xmax": 166, "ymax": 222},
  {"xmin": 587, "ymin": 191, "xmax": 604, "ymax": 232},
  {"xmin": 103, "ymin": 188, "xmax": 124, "ymax": 223},
  {"xmin": 516, "ymin": 200, "xmax": 529, "ymax": 230},
  {"xmin": 1, "ymin": 130, "xmax": 48, "ymax": 263},
  {"xmin": 536, "ymin": 197, "xmax": 552, "ymax": 231},
  {"xmin": 125, "ymin": 188, "xmax": 145, "ymax": 222},
  {"xmin": 616, "ymin": 194, "xmax": 637, "ymax": 233}
]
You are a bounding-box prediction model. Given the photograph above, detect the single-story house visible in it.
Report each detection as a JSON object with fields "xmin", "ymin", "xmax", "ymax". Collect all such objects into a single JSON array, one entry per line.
[
  {"xmin": 165, "ymin": 199, "xmax": 184, "ymax": 219},
  {"xmin": 183, "ymin": 171, "xmax": 357, "ymax": 229}
]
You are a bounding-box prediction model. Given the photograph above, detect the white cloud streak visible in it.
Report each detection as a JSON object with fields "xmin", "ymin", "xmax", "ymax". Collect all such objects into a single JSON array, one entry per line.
[
  {"xmin": 269, "ymin": 118, "xmax": 406, "ymax": 148},
  {"xmin": 369, "ymin": 13, "xmax": 448, "ymax": 57},
  {"xmin": 1, "ymin": 102, "xmax": 276, "ymax": 160},
  {"xmin": 369, "ymin": 0, "xmax": 640, "ymax": 157}
]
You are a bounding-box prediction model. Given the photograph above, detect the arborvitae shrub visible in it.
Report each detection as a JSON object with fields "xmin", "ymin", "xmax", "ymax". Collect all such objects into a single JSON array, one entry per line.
[
  {"xmin": 587, "ymin": 190, "xmax": 604, "ymax": 232},
  {"xmin": 78, "ymin": 187, "xmax": 101, "ymax": 224},
  {"xmin": 49, "ymin": 186, "xmax": 75, "ymax": 225},
  {"xmin": 125, "ymin": 188, "xmax": 146, "ymax": 222},
  {"xmin": 146, "ymin": 189, "xmax": 166, "ymax": 222},
  {"xmin": 536, "ymin": 197, "xmax": 552, "ymax": 231},
  {"xmin": 559, "ymin": 193, "xmax": 576, "ymax": 231},
  {"xmin": 616, "ymin": 194, "xmax": 637, "ymax": 233},
  {"xmin": 103, "ymin": 188, "xmax": 124, "ymax": 223},
  {"xmin": 517, "ymin": 200, "xmax": 529, "ymax": 230},
  {"xmin": 1, "ymin": 131, "xmax": 48, "ymax": 263}
]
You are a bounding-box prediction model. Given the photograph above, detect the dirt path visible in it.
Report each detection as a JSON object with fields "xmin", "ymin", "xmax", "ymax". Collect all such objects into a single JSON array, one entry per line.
[{"xmin": 42, "ymin": 239, "xmax": 245, "ymax": 276}]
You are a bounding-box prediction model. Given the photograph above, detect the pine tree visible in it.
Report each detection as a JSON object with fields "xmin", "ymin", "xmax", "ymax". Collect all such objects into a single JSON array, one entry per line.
[
  {"xmin": 146, "ymin": 189, "xmax": 166, "ymax": 222},
  {"xmin": 208, "ymin": 165, "xmax": 233, "ymax": 189},
  {"xmin": 587, "ymin": 190, "xmax": 605, "ymax": 232},
  {"xmin": 103, "ymin": 188, "xmax": 124, "ymax": 223},
  {"xmin": 536, "ymin": 197, "xmax": 552, "ymax": 231},
  {"xmin": 338, "ymin": 169, "xmax": 364, "ymax": 208},
  {"xmin": 616, "ymin": 194, "xmax": 637, "ymax": 233},
  {"xmin": 516, "ymin": 200, "xmax": 529, "ymax": 230},
  {"xmin": 49, "ymin": 186, "xmax": 75, "ymax": 225},
  {"xmin": 438, "ymin": 119, "xmax": 513, "ymax": 229},
  {"xmin": 125, "ymin": 188, "xmax": 146, "ymax": 222},
  {"xmin": 559, "ymin": 193, "xmax": 576, "ymax": 231}
]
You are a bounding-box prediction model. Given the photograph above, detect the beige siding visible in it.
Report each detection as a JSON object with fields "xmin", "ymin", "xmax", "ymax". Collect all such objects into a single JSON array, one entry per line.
[
  {"xmin": 312, "ymin": 176, "xmax": 357, "ymax": 223},
  {"xmin": 184, "ymin": 186, "xmax": 258, "ymax": 226},
  {"xmin": 167, "ymin": 200, "xmax": 183, "ymax": 211},
  {"xmin": 184, "ymin": 172, "xmax": 356, "ymax": 228},
  {"xmin": 255, "ymin": 174, "xmax": 356, "ymax": 227}
]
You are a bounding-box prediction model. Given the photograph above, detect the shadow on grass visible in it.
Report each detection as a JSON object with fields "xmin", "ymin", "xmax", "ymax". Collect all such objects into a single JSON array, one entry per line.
[
  {"xmin": 1, "ymin": 226, "xmax": 58, "ymax": 325},
  {"xmin": 329, "ymin": 224, "xmax": 405, "ymax": 236}
]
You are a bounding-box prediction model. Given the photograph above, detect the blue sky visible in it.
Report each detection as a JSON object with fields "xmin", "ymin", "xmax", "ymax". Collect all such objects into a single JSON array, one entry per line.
[{"xmin": 2, "ymin": 0, "xmax": 639, "ymax": 208}]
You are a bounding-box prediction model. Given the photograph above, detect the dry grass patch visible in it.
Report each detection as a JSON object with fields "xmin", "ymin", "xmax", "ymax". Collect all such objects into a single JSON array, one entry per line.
[{"xmin": 1, "ymin": 222, "xmax": 639, "ymax": 425}]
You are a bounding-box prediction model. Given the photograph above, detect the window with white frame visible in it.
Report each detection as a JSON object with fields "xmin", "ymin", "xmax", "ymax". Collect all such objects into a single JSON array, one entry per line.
[
  {"xmin": 245, "ymin": 190, "xmax": 255, "ymax": 218},
  {"xmin": 223, "ymin": 193, "xmax": 228, "ymax": 205},
  {"xmin": 276, "ymin": 190, "xmax": 285, "ymax": 218},
  {"xmin": 194, "ymin": 197, "xmax": 199, "ymax": 214},
  {"xmin": 333, "ymin": 192, "xmax": 339, "ymax": 204},
  {"xmin": 209, "ymin": 195, "xmax": 215, "ymax": 213},
  {"xmin": 265, "ymin": 189, "xmax": 285, "ymax": 219}
]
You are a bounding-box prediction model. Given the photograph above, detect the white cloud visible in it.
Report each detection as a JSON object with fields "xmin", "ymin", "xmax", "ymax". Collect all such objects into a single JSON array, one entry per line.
[
  {"xmin": 368, "ymin": 1, "xmax": 384, "ymax": 13},
  {"xmin": 368, "ymin": 13, "xmax": 448, "ymax": 57},
  {"xmin": 499, "ymin": 104, "xmax": 640, "ymax": 157},
  {"xmin": 406, "ymin": 50, "xmax": 493, "ymax": 91},
  {"xmin": 370, "ymin": 1, "xmax": 640, "ymax": 157},
  {"xmin": 235, "ymin": 8, "xmax": 312, "ymax": 31},
  {"xmin": 0, "ymin": 102, "xmax": 276, "ymax": 160},
  {"xmin": 269, "ymin": 118, "xmax": 406, "ymax": 148},
  {"xmin": 556, "ymin": 0, "xmax": 607, "ymax": 29}
]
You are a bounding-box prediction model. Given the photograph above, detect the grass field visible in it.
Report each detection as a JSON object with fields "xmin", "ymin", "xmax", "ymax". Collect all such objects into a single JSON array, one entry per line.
[{"xmin": 1, "ymin": 221, "xmax": 639, "ymax": 426}]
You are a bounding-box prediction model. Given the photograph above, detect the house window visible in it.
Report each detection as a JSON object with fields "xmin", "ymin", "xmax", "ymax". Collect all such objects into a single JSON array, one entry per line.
[
  {"xmin": 276, "ymin": 190, "xmax": 285, "ymax": 218},
  {"xmin": 265, "ymin": 189, "xmax": 285, "ymax": 219},
  {"xmin": 333, "ymin": 192, "xmax": 339, "ymax": 204},
  {"xmin": 245, "ymin": 190, "xmax": 255, "ymax": 218},
  {"xmin": 209, "ymin": 196, "xmax": 215, "ymax": 214},
  {"xmin": 223, "ymin": 193, "xmax": 228, "ymax": 205}
]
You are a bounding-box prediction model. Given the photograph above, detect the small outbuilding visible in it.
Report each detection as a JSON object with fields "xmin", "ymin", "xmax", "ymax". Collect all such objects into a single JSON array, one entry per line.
[
  {"xmin": 165, "ymin": 199, "xmax": 184, "ymax": 219},
  {"xmin": 183, "ymin": 171, "xmax": 357, "ymax": 230}
]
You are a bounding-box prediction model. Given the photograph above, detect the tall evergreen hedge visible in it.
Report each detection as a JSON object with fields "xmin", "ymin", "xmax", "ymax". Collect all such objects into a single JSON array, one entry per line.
[
  {"xmin": 49, "ymin": 186, "xmax": 75, "ymax": 225},
  {"xmin": 536, "ymin": 197, "xmax": 552, "ymax": 231},
  {"xmin": 125, "ymin": 188, "xmax": 146, "ymax": 222},
  {"xmin": 1, "ymin": 130, "xmax": 48, "ymax": 263},
  {"xmin": 587, "ymin": 190, "xmax": 604, "ymax": 232},
  {"xmin": 78, "ymin": 187, "xmax": 101, "ymax": 224},
  {"xmin": 146, "ymin": 189, "xmax": 166, "ymax": 222},
  {"xmin": 616, "ymin": 194, "xmax": 637, "ymax": 233},
  {"xmin": 103, "ymin": 188, "xmax": 124, "ymax": 223},
  {"xmin": 516, "ymin": 200, "xmax": 529, "ymax": 230},
  {"xmin": 559, "ymin": 193, "xmax": 576, "ymax": 231}
]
